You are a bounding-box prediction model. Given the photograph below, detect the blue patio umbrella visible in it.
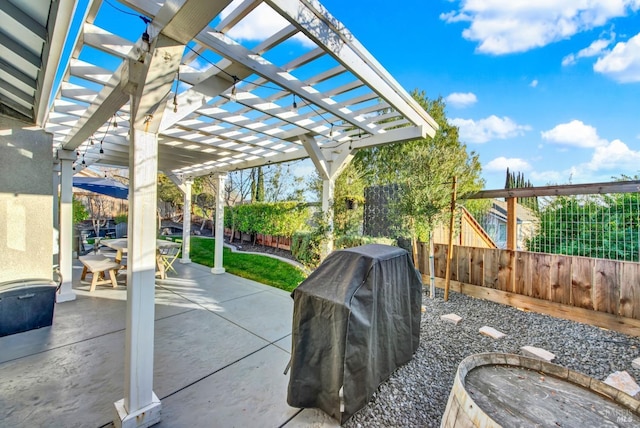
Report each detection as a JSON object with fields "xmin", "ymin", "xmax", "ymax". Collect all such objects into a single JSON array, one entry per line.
[{"xmin": 72, "ymin": 177, "xmax": 128, "ymax": 199}]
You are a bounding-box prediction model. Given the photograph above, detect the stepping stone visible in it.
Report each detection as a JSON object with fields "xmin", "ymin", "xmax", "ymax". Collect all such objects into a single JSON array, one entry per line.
[
  {"xmin": 479, "ymin": 326, "xmax": 506, "ymax": 339},
  {"xmin": 421, "ymin": 305, "xmax": 426, "ymax": 313},
  {"xmin": 521, "ymin": 345, "xmax": 555, "ymax": 362},
  {"xmin": 441, "ymin": 313, "xmax": 462, "ymax": 325},
  {"xmin": 604, "ymin": 371, "xmax": 640, "ymax": 397},
  {"xmin": 632, "ymin": 357, "xmax": 640, "ymax": 370}
]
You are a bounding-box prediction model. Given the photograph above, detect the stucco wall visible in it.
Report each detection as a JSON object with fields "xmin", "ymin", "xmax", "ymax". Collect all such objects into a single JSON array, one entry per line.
[{"xmin": 0, "ymin": 115, "xmax": 53, "ymax": 283}]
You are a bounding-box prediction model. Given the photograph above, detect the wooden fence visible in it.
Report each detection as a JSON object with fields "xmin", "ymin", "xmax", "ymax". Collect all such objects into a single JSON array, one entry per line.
[
  {"xmin": 226, "ymin": 229, "xmax": 291, "ymax": 250},
  {"xmin": 417, "ymin": 242, "xmax": 640, "ymax": 336}
]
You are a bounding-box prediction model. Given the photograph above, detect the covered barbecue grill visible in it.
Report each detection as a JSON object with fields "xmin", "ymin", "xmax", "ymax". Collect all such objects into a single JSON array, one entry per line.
[{"xmin": 287, "ymin": 244, "xmax": 423, "ymax": 423}]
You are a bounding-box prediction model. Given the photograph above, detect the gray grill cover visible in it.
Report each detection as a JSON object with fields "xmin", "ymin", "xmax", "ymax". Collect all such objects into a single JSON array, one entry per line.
[{"xmin": 287, "ymin": 244, "xmax": 422, "ymax": 423}]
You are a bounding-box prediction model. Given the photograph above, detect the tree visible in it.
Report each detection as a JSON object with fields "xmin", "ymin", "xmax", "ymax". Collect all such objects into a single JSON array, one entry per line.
[
  {"xmin": 505, "ymin": 168, "xmax": 538, "ymax": 212},
  {"xmin": 157, "ymin": 173, "xmax": 183, "ymax": 207},
  {"xmin": 251, "ymin": 166, "xmax": 265, "ymax": 202},
  {"xmin": 83, "ymin": 194, "xmax": 115, "ymax": 238},
  {"xmin": 194, "ymin": 192, "xmax": 216, "ymax": 233},
  {"xmin": 73, "ymin": 195, "xmax": 90, "ymax": 224},
  {"xmin": 263, "ymin": 163, "xmax": 306, "ymax": 202},
  {"xmin": 354, "ymin": 90, "xmax": 485, "ymax": 245},
  {"xmin": 332, "ymin": 162, "xmax": 366, "ymax": 236}
]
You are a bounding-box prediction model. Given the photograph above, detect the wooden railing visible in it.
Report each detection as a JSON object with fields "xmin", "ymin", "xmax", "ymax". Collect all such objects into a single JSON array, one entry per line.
[{"xmin": 417, "ymin": 242, "xmax": 640, "ymax": 336}]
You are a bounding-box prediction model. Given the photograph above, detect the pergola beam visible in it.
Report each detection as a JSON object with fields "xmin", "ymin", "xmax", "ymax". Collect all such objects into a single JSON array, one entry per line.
[{"xmin": 266, "ymin": 0, "xmax": 437, "ymax": 136}]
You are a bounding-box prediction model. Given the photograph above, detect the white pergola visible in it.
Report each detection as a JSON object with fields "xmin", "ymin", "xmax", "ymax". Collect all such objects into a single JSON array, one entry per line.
[{"xmin": 3, "ymin": 1, "xmax": 437, "ymax": 426}]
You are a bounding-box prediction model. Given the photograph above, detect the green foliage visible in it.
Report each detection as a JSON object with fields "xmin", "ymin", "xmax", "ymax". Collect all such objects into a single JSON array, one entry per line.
[
  {"xmin": 72, "ymin": 196, "xmax": 90, "ymax": 224},
  {"xmin": 290, "ymin": 210, "xmax": 331, "ymax": 268},
  {"xmin": 225, "ymin": 202, "xmax": 310, "ymax": 239},
  {"xmin": 114, "ymin": 214, "xmax": 128, "ymax": 224},
  {"xmin": 354, "ymin": 90, "xmax": 484, "ymax": 242},
  {"xmin": 189, "ymin": 237, "xmax": 307, "ymax": 292},
  {"xmin": 251, "ymin": 166, "xmax": 265, "ymax": 202},
  {"xmin": 334, "ymin": 235, "xmax": 396, "ymax": 249},
  {"xmin": 157, "ymin": 173, "xmax": 183, "ymax": 206},
  {"xmin": 333, "ymin": 162, "xmax": 366, "ymax": 236},
  {"xmin": 505, "ymin": 168, "xmax": 538, "ymax": 212},
  {"xmin": 291, "ymin": 231, "xmax": 323, "ymax": 268},
  {"xmin": 526, "ymin": 191, "xmax": 640, "ymax": 261}
]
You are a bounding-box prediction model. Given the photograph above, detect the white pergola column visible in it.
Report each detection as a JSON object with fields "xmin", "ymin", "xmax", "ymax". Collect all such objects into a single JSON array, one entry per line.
[
  {"xmin": 321, "ymin": 178, "xmax": 335, "ymax": 257},
  {"xmin": 211, "ymin": 173, "xmax": 226, "ymax": 274},
  {"xmin": 114, "ymin": 128, "xmax": 161, "ymax": 428},
  {"xmin": 180, "ymin": 179, "xmax": 192, "ymax": 264},
  {"xmin": 56, "ymin": 150, "xmax": 76, "ymax": 303},
  {"xmin": 52, "ymin": 164, "xmax": 60, "ymax": 268},
  {"xmin": 300, "ymin": 134, "xmax": 354, "ymax": 259}
]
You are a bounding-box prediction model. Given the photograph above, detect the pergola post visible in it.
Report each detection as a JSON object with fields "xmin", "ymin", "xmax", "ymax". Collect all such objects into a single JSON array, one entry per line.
[
  {"xmin": 180, "ymin": 179, "xmax": 193, "ymax": 264},
  {"xmin": 114, "ymin": 128, "xmax": 161, "ymax": 428},
  {"xmin": 56, "ymin": 150, "xmax": 76, "ymax": 303},
  {"xmin": 211, "ymin": 173, "xmax": 227, "ymax": 274},
  {"xmin": 321, "ymin": 178, "xmax": 335, "ymax": 257},
  {"xmin": 52, "ymin": 164, "xmax": 60, "ymax": 268}
]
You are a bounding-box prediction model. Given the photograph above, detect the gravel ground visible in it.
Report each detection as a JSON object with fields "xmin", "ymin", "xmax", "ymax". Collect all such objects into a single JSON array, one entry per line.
[{"xmin": 344, "ymin": 288, "xmax": 640, "ymax": 428}]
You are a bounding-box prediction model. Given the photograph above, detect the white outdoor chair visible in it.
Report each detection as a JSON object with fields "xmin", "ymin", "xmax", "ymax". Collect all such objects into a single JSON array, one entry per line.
[{"xmin": 159, "ymin": 239, "xmax": 182, "ymax": 276}]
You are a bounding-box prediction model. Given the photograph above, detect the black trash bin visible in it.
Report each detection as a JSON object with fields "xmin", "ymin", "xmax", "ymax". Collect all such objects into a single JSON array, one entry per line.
[
  {"xmin": 287, "ymin": 244, "xmax": 423, "ymax": 423},
  {"xmin": 0, "ymin": 279, "xmax": 58, "ymax": 337}
]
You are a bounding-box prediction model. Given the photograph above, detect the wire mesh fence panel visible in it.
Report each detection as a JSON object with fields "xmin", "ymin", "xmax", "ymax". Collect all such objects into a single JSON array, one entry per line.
[{"xmin": 525, "ymin": 193, "xmax": 640, "ymax": 262}]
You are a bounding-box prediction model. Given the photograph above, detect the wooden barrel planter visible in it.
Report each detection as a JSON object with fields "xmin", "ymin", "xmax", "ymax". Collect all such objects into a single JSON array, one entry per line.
[{"xmin": 441, "ymin": 353, "xmax": 640, "ymax": 428}]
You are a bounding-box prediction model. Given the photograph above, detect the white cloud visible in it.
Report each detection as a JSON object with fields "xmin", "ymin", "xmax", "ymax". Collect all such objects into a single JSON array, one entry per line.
[
  {"xmin": 450, "ymin": 115, "xmax": 531, "ymax": 143},
  {"xmin": 562, "ymin": 33, "xmax": 616, "ymax": 66},
  {"xmin": 485, "ymin": 157, "xmax": 532, "ymax": 172},
  {"xmin": 220, "ymin": 0, "xmax": 313, "ymax": 47},
  {"xmin": 441, "ymin": 1, "xmax": 639, "ymax": 55},
  {"xmin": 530, "ymin": 168, "xmax": 582, "ymax": 185},
  {"xmin": 594, "ymin": 32, "xmax": 640, "ymax": 82},
  {"xmin": 541, "ymin": 120, "xmax": 606, "ymax": 148},
  {"xmin": 445, "ymin": 92, "xmax": 478, "ymax": 108},
  {"xmin": 529, "ymin": 79, "xmax": 539, "ymax": 87},
  {"xmin": 587, "ymin": 139, "xmax": 640, "ymax": 170}
]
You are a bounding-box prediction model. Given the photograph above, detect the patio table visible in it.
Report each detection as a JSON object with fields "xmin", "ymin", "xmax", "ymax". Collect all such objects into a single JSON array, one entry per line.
[{"xmin": 101, "ymin": 238, "xmax": 181, "ymax": 280}]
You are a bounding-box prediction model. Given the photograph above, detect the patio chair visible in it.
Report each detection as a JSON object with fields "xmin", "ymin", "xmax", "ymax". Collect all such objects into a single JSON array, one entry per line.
[{"xmin": 159, "ymin": 240, "xmax": 182, "ymax": 276}]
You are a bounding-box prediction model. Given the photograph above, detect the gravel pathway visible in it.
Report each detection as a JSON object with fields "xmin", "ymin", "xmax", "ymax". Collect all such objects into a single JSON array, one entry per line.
[{"xmin": 344, "ymin": 288, "xmax": 640, "ymax": 428}]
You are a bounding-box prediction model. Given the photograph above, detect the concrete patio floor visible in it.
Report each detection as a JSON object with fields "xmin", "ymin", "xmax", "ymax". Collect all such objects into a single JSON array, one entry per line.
[{"xmin": 0, "ymin": 255, "xmax": 339, "ymax": 427}]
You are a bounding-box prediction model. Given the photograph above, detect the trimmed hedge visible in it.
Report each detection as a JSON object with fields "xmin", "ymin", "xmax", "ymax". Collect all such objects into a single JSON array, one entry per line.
[{"xmin": 225, "ymin": 202, "xmax": 310, "ymax": 240}]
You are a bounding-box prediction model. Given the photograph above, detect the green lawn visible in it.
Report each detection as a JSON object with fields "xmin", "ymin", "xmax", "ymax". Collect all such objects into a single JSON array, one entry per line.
[{"xmin": 189, "ymin": 237, "xmax": 307, "ymax": 292}]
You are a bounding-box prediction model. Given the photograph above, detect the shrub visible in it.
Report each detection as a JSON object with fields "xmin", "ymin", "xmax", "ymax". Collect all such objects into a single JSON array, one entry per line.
[
  {"xmin": 114, "ymin": 214, "xmax": 128, "ymax": 224},
  {"xmin": 291, "ymin": 231, "xmax": 323, "ymax": 268},
  {"xmin": 335, "ymin": 235, "xmax": 397, "ymax": 250}
]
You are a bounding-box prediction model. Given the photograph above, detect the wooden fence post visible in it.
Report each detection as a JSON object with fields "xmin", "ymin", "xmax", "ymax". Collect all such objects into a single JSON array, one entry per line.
[
  {"xmin": 507, "ymin": 197, "xmax": 517, "ymax": 292},
  {"xmin": 444, "ymin": 177, "xmax": 457, "ymax": 301}
]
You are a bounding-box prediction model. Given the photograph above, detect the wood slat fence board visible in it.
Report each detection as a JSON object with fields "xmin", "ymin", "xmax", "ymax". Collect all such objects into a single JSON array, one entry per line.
[
  {"xmin": 531, "ymin": 253, "xmax": 551, "ymax": 300},
  {"xmin": 471, "ymin": 246, "xmax": 484, "ymax": 286},
  {"xmin": 483, "ymin": 248, "xmax": 500, "ymax": 289},
  {"xmin": 515, "ymin": 252, "xmax": 529, "ymax": 296},
  {"xmin": 451, "ymin": 245, "xmax": 460, "ymax": 282},
  {"xmin": 620, "ymin": 262, "xmax": 640, "ymax": 318},
  {"xmin": 594, "ymin": 260, "xmax": 619, "ymax": 315},
  {"xmin": 416, "ymin": 244, "xmax": 640, "ymax": 328},
  {"xmin": 457, "ymin": 246, "xmax": 471, "ymax": 284},
  {"xmin": 497, "ymin": 250, "xmax": 512, "ymax": 292},
  {"xmin": 434, "ymin": 244, "xmax": 447, "ymax": 278},
  {"xmin": 550, "ymin": 255, "xmax": 571, "ymax": 305},
  {"xmin": 571, "ymin": 257, "xmax": 594, "ymax": 310}
]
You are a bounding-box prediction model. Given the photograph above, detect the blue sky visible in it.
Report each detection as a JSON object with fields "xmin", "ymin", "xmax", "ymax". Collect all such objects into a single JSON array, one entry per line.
[
  {"xmin": 317, "ymin": 0, "xmax": 640, "ymax": 189},
  {"xmin": 67, "ymin": 1, "xmax": 640, "ymax": 190}
]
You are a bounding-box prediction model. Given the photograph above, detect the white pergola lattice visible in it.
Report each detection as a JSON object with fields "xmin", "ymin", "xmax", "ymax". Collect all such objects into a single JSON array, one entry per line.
[{"xmin": 47, "ymin": 0, "xmax": 437, "ymax": 180}]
